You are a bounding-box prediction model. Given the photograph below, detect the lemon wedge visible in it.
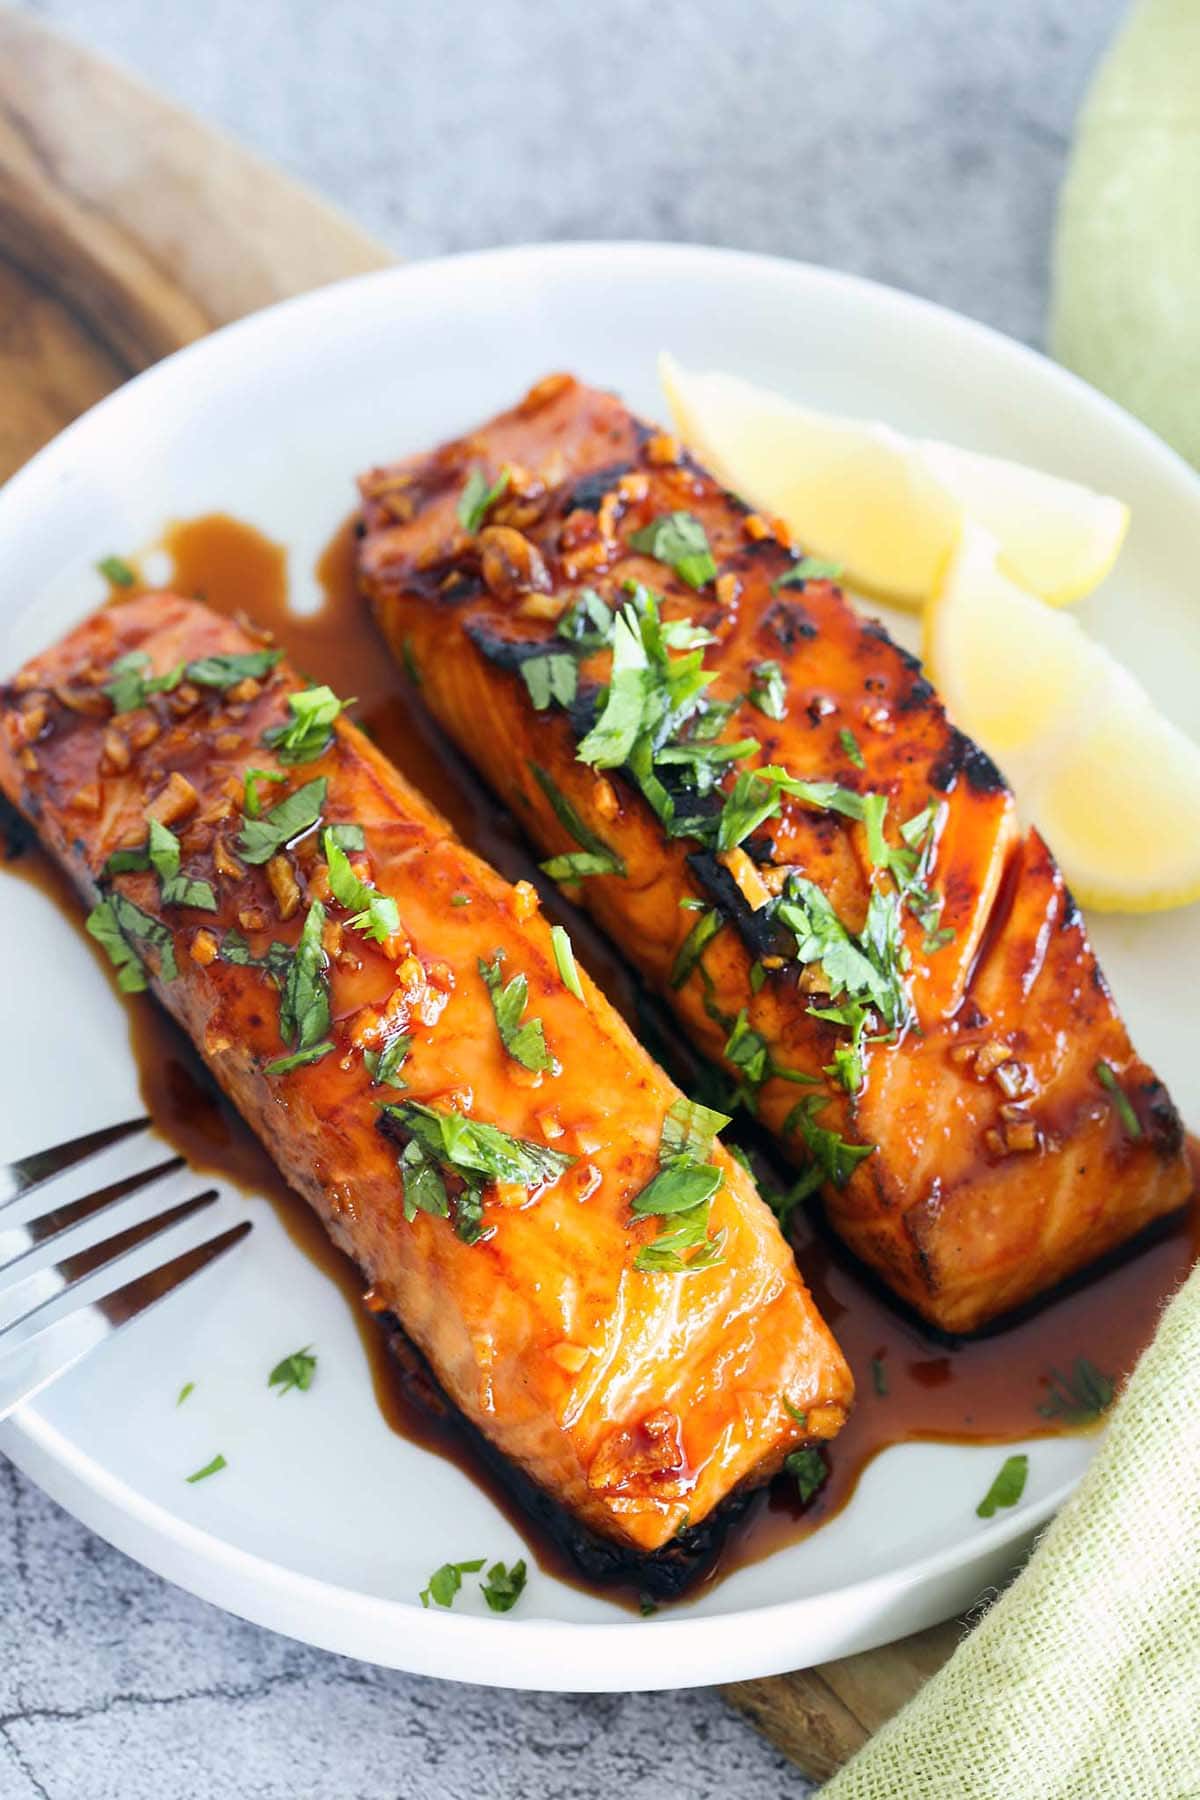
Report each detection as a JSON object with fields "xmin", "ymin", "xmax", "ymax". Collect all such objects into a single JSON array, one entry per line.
[
  {"xmin": 925, "ymin": 523, "xmax": 1200, "ymax": 912},
  {"xmin": 659, "ymin": 353, "xmax": 1129, "ymax": 611}
]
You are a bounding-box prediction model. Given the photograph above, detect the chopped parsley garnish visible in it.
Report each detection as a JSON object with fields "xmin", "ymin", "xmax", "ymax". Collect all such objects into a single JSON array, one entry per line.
[
  {"xmin": 86, "ymin": 893, "xmax": 178, "ymax": 989},
  {"xmin": 871, "ymin": 1356, "xmax": 889, "ymax": 1397},
  {"xmin": 218, "ymin": 930, "xmax": 292, "ymax": 979},
  {"xmin": 764, "ymin": 1164, "xmax": 824, "ymax": 1232},
  {"xmin": 783, "ymin": 1398, "xmax": 809, "ymax": 1428},
  {"xmin": 627, "ymin": 510, "xmax": 717, "ymax": 589},
  {"xmin": 322, "ymin": 827, "xmax": 400, "ymax": 943},
  {"xmin": 236, "ymin": 777, "xmax": 326, "ymax": 864},
  {"xmin": 659, "ymin": 1096, "xmax": 731, "ymax": 1161},
  {"xmin": 268, "ymin": 1346, "xmax": 317, "ymax": 1395},
  {"xmin": 722, "ymin": 1009, "xmax": 819, "ymax": 1109},
  {"xmin": 556, "ymin": 588, "xmax": 614, "ymax": 650},
  {"xmin": 529, "ymin": 762, "xmax": 625, "ymax": 880},
  {"xmin": 1036, "ymin": 1357, "xmax": 1115, "ymax": 1426},
  {"xmin": 1095, "ymin": 1061, "xmax": 1142, "ymax": 1139},
  {"xmin": 457, "ymin": 465, "xmax": 510, "ymax": 533},
  {"xmin": 185, "ymin": 1453, "xmax": 227, "ymax": 1484},
  {"xmin": 103, "ymin": 818, "xmax": 217, "ymax": 912},
  {"xmin": 262, "ymin": 685, "xmax": 346, "ymax": 765},
  {"xmin": 777, "ymin": 874, "xmax": 908, "ymax": 1034},
  {"xmin": 103, "ymin": 820, "xmax": 216, "ymax": 910},
  {"xmin": 715, "ymin": 766, "xmax": 864, "ymax": 854},
  {"xmin": 276, "ymin": 901, "xmax": 331, "ymax": 1063},
  {"xmin": 669, "ymin": 907, "xmax": 723, "ymax": 989},
  {"xmin": 103, "ymin": 651, "xmax": 183, "ymax": 714},
  {"xmin": 571, "ymin": 582, "xmax": 757, "ymax": 843},
  {"xmin": 383, "ymin": 1101, "xmax": 575, "ymax": 1194},
  {"xmin": 550, "ymin": 924, "xmax": 586, "ymax": 1003},
  {"xmin": 631, "ymin": 1096, "xmax": 728, "ymax": 1274},
  {"xmin": 480, "ymin": 1559, "xmax": 527, "ymax": 1613},
  {"xmin": 575, "ymin": 605, "xmax": 655, "ymax": 768},
  {"xmin": 263, "ymin": 1042, "xmax": 334, "ymax": 1076},
  {"xmin": 102, "ymin": 646, "xmax": 279, "ymax": 713},
  {"xmin": 176, "ymin": 1382, "xmax": 194, "ymax": 1407},
  {"xmin": 784, "ymin": 1446, "xmax": 827, "ymax": 1502},
  {"xmin": 186, "ymin": 650, "xmax": 281, "ymax": 689},
  {"xmin": 786, "ymin": 1094, "xmax": 876, "ymax": 1188},
  {"xmin": 748, "ymin": 660, "xmax": 787, "ymax": 721},
  {"xmin": 242, "ymin": 767, "xmax": 287, "ymax": 818},
  {"xmin": 480, "ymin": 948, "xmax": 558, "ymax": 1074},
  {"xmin": 420, "ymin": 1557, "xmax": 486, "ymax": 1609},
  {"xmin": 397, "ymin": 1139, "xmax": 452, "ymax": 1226},
  {"xmin": 98, "ymin": 554, "xmax": 136, "ymax": 587},
  {"xmin": 521, "ymin": 653, "xmax": 578, "ymax": 712},
  {"xmin": 772, "ymin": 556, "xmax": 843, "ymax": 591},
  {"xmin": 838, "ymin": 726, "xmax": 865, "ymax": 769},
  {"xmin": 976, "ymin": 1453, "xmax": 1028, "ymax": 1519},
  {"xmin": 364, "ymin": 1034, "xmax": 411, "ymax": 1089}
]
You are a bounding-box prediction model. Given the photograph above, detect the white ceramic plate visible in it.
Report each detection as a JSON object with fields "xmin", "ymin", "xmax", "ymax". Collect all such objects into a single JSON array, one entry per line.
[{"xmin": 1, "ymin": 245, "xmax": 1198, "ymax": 1692}]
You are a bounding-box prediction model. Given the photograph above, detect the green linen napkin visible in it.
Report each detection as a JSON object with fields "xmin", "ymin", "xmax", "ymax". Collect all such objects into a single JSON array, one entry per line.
[
  {"xmin": 1052, "ymin": 0, "xmax": 1200, "ymax": 468},
  {"xmin": 821, "ymin": 1263, "xmax": 1200, "ymax": 1798}
]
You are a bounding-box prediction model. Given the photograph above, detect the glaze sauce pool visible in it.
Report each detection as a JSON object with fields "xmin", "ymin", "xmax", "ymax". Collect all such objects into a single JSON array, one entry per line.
[{"xmin": 4, "ymin": 510, "xmax": 1196, "ymax": 1602}]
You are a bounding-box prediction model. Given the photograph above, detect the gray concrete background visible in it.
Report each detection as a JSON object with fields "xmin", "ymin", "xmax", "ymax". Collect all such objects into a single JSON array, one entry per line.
[{"xmin": 3, "ymin": 2, "xmax": 1124, "ymax": 1795}]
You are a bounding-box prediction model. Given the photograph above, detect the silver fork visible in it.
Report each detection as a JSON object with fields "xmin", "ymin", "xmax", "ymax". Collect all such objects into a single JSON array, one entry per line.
[{"xmin": 0, "ymin": 1116, "xmax": 251, "ymax": 1421}]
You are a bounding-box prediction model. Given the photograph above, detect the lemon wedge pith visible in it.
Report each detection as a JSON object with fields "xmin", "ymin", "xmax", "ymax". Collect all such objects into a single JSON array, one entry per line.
[
  {"xmin": 925, "ymin": 524, "xmax": 1200, "ymax": 913},
  {"xmin": 659, "ymin": 353, "xmax": 1129, "ymax": 611}
]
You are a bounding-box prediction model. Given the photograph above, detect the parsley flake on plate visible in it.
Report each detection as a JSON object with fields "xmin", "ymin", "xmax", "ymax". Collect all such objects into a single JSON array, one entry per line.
[
  {"xmin": 97, "ymin": 553, "xmax": 137, "ymax": 588},
  {"xmin": 976, "ymin": 1453, "xmax": 1029, "ymax": 1519},
  {"xmin": 480, "ymin": 1559, "xmax": 527, "ymax": 1613},
  {"xmin": 185, "ymin": 1453, "xmax": 227, "ymax": 1485},
  {"xmin": 784, "ymin": 1446, "xmax": 828, "ymax": 1503},
  {"xmin": 420, "ymin": 1557, "xmax": 486, "ymax": 1610},
  {"xmin": 1036, "ymin": 1356, "xmax": 1115, "ymax": 1426},
  {"xmin": 268, "ymin": 1346, "xmax": 317, "ymax": 1395}
]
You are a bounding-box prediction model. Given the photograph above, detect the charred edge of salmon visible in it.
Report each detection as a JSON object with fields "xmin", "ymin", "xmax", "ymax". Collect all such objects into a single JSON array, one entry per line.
[{"xmin": 379, "ymin": 1313, "xmax": 750, "ymax": 1600}]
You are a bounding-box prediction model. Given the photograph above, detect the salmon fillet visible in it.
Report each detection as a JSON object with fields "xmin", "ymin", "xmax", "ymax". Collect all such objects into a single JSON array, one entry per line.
[
  {"xmin": 0, "ymin": 593, "xmax": 852, "ymax": 1573},
  {"xmin": 357, "ymin": 372, "xmax": 1190, "ymax": 1335}
]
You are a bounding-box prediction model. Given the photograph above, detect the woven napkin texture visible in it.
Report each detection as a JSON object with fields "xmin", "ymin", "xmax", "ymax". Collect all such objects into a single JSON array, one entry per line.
[{"xmin": 822, "ymin": 1263, "xmax": 1200, "ymax": 1800}]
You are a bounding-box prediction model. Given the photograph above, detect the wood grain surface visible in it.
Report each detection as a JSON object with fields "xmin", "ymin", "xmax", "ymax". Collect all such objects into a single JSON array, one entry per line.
[{"xmin": 0, "ymin": 6, "xmax": 963, "ymax": 1776}]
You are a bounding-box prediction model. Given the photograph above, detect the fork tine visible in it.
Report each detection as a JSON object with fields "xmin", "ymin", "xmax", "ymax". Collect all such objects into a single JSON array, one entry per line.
[
  {"xmin": 0, "ymin": 1156, "xmax": 185, "ymax": 1274},
  {"xmin": 0, "ymin": 1217, "xmax": 252, "ymax": 1423},
  {"xmin": 0, "ymin": 1117, "xmax": 151, "ymax": 1210},
  {"xmin": 0, "ymin": 1191, "xmax": 219, "ymax": 1338}
]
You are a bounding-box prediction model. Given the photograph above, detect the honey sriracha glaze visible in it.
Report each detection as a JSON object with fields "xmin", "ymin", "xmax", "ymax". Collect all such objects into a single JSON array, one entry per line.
[{"xmin": 1, "ymin": 509, "xmax": 1194, "ymax": 1603}]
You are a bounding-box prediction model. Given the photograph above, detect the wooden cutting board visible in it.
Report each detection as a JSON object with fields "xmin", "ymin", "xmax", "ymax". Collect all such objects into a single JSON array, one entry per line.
[{"xmin": 0, "ymin": 7, "xmax": 968, "ymax": 1777}]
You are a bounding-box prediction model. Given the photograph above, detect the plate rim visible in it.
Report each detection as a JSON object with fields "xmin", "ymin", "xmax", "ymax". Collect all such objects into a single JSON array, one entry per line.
[{"xmin": 1, "ymin": 238, "xmax": 1194, "ymax": 1689}]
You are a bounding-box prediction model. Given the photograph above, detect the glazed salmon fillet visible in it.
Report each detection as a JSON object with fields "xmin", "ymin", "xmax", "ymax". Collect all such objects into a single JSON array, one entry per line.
[
  {"xmin": 0, "ymin": 593, "xmax": 852, "ymax": 1573},
  {"xmin": 357, "ymin": 373, "xmax": 1190, "ymax": 1335}
]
